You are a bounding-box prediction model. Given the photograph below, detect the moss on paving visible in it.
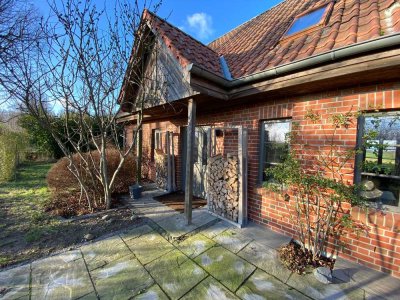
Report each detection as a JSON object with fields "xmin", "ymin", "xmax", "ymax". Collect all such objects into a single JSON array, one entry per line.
[
  {"xmin": 181, "ymin": 276, "xmax": 239, "ymax": 300},
  {"xmin": 91, "ymin": 255, "xmax": 154, "ymax": 299},
  {"xmin": 194, "ymin": 246, "xmax": 256, "ymax": 292},
  {"xmin": 146, "ymin": 249, "xmax": 207, "ymax": 299},
  {"xmin": 236, "ymin": 269, "xmax": 309, "ymax": 300},
  {"xmin": 133, "ymin": 284, "xmax": 169, "ymax": 300},
  {"xmin": 213, "ymin": 229, "xmax": 253, "ymax": 253},
  {"xmin": 176, "ymin": 234, "xmax": 216, "ymax": 258}
]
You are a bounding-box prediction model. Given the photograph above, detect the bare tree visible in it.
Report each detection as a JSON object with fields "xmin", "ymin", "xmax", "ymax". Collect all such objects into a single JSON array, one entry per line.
[
  {"xmin": 0, "ymin": 0, "xmax": 42, "ymax": 106},
  {"xmin": 2, "ymin": 0, "xmax": 165, "ymax": 210}
]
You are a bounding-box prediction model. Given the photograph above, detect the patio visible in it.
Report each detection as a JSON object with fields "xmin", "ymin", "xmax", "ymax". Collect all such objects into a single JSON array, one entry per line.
[{"xmin": 1, "ymin": 190, "xmax": 399, "ymax": 300}]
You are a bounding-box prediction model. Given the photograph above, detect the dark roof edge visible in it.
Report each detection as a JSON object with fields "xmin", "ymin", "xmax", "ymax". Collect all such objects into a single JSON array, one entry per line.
[{"xmin": 190, "ymin": 33, "xmax": 400, "ymax": 90}]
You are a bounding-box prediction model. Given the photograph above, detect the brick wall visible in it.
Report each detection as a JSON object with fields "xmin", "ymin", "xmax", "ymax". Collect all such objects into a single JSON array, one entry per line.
[{"xmin": 127, "ymin": 82, "xmax": 400, "ymax": 278}]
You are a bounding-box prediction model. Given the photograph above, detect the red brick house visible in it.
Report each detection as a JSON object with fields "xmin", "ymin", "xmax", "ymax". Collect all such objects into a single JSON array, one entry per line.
[{"xmin": 118, "ymin": 0, "xmax": 400, "ymax": 278}]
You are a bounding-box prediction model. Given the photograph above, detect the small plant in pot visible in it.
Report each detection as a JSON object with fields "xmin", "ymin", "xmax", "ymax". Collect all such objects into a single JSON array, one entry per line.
[{"xmin": 264, "ymin": 109, "xmax": 367, "ymax": 276}]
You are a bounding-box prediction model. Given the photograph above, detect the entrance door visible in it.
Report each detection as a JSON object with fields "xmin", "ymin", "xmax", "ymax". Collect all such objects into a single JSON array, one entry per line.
[{"xmin": 181, "ymin": 126, "xmax": 209, "ymax": 199}]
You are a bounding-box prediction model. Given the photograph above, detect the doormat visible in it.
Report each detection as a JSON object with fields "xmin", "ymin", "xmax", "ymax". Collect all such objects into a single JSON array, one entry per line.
[{"xmin": 153, "ymin": 191, "xmax": 207, "ymax": 213}]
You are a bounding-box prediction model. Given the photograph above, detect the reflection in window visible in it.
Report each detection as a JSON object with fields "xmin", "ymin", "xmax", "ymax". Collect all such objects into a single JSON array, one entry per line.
[
  {"xmin": 194, "ymin": 130, "xmax": 208, "ymax": 165},
  {"xmin": 260, "ymin": 120, "xmax": 291, "ymax": 182},
  {"xmin": 360, "ymin": 113, "xmax": 400, "ymax": 207},
  {"xmin": 154, "ymin": 129, "xmax": 162, "ymax": 150},
  {"xmin": 286, "ymin": 5, "xmax": 327, "ymax": 36}
]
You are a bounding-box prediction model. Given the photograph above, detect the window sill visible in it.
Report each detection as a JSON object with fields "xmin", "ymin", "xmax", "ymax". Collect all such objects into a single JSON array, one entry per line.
[
  {"xmin": 361, "ymin": 172, "xmax": 400, "ymax": 180},
  {"xmin": 363, "ymin": 202, "xmax": 400, "ymax": 214}
]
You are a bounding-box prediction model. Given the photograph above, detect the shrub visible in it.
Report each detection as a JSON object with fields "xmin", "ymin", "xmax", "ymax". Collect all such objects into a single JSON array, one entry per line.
[
  {"xmin": 264, "ymin": 109, "xmax": 366, "ymax": 273},
  {"xmin": 0, "ymin": 126, "xmax": 28, "ymax": 182},
  {"xmin": 46, "ymin": 148, "xmax": 136, "ymax": 216}
]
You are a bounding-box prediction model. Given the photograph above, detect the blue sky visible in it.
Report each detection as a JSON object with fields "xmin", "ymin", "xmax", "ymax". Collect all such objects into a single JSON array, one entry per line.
[{"xmin": 34, "ymin": 0, "xmax": 282, "ymax": 44}]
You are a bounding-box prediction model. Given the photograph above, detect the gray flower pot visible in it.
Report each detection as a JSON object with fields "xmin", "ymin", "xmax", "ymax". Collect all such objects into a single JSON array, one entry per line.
[{"xmin": 129, "ymin": 184, "xmax": 142, "ymax": 200}]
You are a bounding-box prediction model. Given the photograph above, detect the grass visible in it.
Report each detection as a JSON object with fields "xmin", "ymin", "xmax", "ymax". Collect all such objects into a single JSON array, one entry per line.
[
  {"xmin": 0, "ymin": 161, "xmax": 139, "ymax": 268},
  {"xmin": 0, "ymin": 162, "xmax": 58, "ymax": 265},
  {"xmin": 365, "ymin": 149, "xmax": 396, "ymax": 164}
]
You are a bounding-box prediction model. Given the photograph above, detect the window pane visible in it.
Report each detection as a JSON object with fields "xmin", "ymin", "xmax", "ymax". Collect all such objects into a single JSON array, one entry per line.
[
  {"xmin": 262, "ymin": 120, "xmax": 290, "ymax": 181},
  {"xmin": 363, "ymin": 115, "xmax": 400, "ymax": 176},
  {"xmin": 362, "ymin": 114, "xmax": 400, "ymax": 207},
  {"xmin": 286, "ymin": 6, "xmax": 327, "ymax": 35},
  {"xmin": 264, "ymin": 121, "xmax": 290, "ymax": 143},
  {"xmin": 265, "ymin": 142, "xmax": 289, "ymax": 164}
]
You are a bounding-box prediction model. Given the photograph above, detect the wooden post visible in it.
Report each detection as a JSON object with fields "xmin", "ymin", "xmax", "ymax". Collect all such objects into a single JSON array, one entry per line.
[
  {"xmin": 207, "ymin": 128, "xmax": 212, "ymax": 157},
  {"xmin": 171, "ymin": 132, "xmax": 176, "ymax": 191},
  {"xmin": 238, "ymin": 127, "xmax": 248, "ymax": 226},
  {"xmin": 185, "ymin": 98, "xmax": 196, "ymax": 225},
  {"xmin": 136, "ymin": 112, "xmax": 142, "ymax": 185},
  {"xmin": 166, "ymin": 131, "xmax": 172, "ymax": 192}
]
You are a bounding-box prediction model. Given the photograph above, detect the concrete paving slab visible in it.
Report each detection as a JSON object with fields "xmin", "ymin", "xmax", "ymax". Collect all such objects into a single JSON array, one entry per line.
[
  {"xmin": 213, "ymin": 229, "xmax": 253, "ymax": 253},
  {"xmin": 31, "ymin": 256, "xmax": 93, "ymax": 300},
  {"xmin": 176, "ymin": 234, "xmax": 216, "ymax": 258},
  {"xmin": 131, "ymin": 198, "xmax": 164, "ymax": 213},
  {"xmin": 156, "ymin": 210, "xmax": 217, "ymax": 239},
  {"xmin": 236, "ymin": 269, "xmax": 309, "ymax": 300},
  {"xmin": 0, "ymin": 264, "xmax": 31, "ymax": 300},
  {"xmin": 142, "ymin": 207, "xmax": 181, "ymax": 223},
  {"xmin": 125, "ymin": 231, "xmax": 174, "ymax": 265},
  {"xmin": 195, "ymin": 246, "xmax": 256, "ymax": 292},
  {"xmin": 236, "ymin": 222, "xmax": 292, "ymax": 249},
  {"xmin": 237, "ymin": 241, "xmax": 292, "ymax": 283},
  {"xmin": 119, "ymin": 224, "xmax": 153, "ymax": 242},
  {"xmin": 181, "ymin": 276, "xmax": 239, "ymax": 300},
  {"xmin": 201, "ymin": 221, "xmax": 233, "ymax": 239},
  {"xmin": 80, "ymin": 235, "xmax": 131, "ymax": 271},
  {"xmin": 365, "ymin": 292, "xmax": 387, "ymax": 300},
  {"xmin": 287, "ymin": 272, "xmax": 365, "ymax": 300},
  {"xmin": 334, "ymin": 258, "xmax": 400, "ymax": 300},
  {"xmin": 77, "ymin": 292, "xmax": 98, "ymax": 299},
  {"xmin": 91, "ymin": 255, "xmax": 153, "ymax": 299},
  {"xmin": 133, "ymin": 284, "xmax": 169, "ymax": 300},
  {"xmin": 146, "ymin": 249, "xmax": 207, "ymax": 300}
]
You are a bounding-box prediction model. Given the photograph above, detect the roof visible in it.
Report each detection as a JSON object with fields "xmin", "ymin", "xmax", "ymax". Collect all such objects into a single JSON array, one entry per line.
[
  {"xmin": 143, "ymin": 0, "xmax": 400, "ymax": 80},
  {"xmin": 143, "ymin": 10, "xmax": 223, "ymax": 76},
  {"xmin": 209, "ymin": 0, "xmax": 400, "ymax": 78}
]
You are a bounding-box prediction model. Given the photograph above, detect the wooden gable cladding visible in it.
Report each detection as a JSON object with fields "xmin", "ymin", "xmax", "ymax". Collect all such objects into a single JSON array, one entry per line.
[{"xmin": 131, "ymin": 37, "xmax": 198, "ymax": 111}]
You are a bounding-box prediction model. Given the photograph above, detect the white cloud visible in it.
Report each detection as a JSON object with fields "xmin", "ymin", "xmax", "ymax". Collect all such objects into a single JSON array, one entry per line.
[{"xmin": 186, "ymin": 13, "xmax": 214, "ymax": 41}]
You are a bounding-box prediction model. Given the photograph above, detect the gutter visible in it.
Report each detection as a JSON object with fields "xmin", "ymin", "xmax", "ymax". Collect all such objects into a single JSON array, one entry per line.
[{"xmin": 189, "ymin": 33, "xmax": 400, "ymax": 90}]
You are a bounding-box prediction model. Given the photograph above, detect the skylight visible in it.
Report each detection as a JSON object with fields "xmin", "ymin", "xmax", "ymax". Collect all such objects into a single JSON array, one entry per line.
[{"xmin": 286, "ymin": 5, "xmax": 328, "ymax": 36}]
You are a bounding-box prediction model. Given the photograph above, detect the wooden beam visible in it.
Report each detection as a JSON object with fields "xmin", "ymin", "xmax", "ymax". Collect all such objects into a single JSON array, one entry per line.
[
  {"xmin": 136, "ymin": 112, "xmax": 143, "ymax": 185},
  {"xmin": 184, "ymin": 98, "xmax": 196, "ymax": 225},
  {"xmin": 166, "ymin": 131, "xmax": 172, "ymax": 192},
  {"xmin": 171, "ymin": 132, "xmax": 177, "ymax": 191},
  {"xmin": 238, "ymin": 127, "xmax": 248, "ymax": 226}
]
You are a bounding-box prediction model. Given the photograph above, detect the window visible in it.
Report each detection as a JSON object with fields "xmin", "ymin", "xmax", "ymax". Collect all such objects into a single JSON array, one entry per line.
[
  {"xmin": 286, "ymin": 5, "xmax": 328, "ymax": 36},
  {"xmin": 259, "ymin": 119, "xmax": 291, "ymax": 182},
  {"xmin": 194, "ymin": 130, "xmax": 208, "ymax": 165},
  {"xmin": 151, "ymin": 129, "xmax": 162, "ymax": 161},
  {"xmin": 154, "ymin": 129, "xmax": 162, "ymax": 150},
  {"xmin": 356, "ymin": 112, "xmax": 400, "ymax": 208}
]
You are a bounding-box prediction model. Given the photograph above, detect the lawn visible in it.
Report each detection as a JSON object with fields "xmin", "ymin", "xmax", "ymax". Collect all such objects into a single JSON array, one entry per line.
[{"xmin": 0, "ymin": 162, "xmax": 140, "ymax": 268}]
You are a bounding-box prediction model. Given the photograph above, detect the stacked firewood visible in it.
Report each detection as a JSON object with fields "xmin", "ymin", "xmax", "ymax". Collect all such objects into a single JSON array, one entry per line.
[
  {"xmin": 206, "ymin": 153, "xmax": 239, "ymax": 222},
  {"xmin": 155, "ymin": 150, "xmax": 168, "ymax": 190}
]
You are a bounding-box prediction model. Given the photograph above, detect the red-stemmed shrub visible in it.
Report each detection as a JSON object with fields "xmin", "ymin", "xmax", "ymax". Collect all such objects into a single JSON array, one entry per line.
[{"xmin": 46, "ymin": 148, "xmax": 136, "ymax": 217}]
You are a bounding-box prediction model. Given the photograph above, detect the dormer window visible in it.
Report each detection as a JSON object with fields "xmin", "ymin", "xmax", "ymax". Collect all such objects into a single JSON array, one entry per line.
[{"xmin": 285, "ymin": 3, "xmax": 332, "ymax": 37}]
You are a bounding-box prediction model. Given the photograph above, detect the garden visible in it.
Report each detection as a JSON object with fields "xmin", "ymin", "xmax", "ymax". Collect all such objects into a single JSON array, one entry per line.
[{"xmin": 0, "ymin": 161, "xmax": 140, "ymax": 268}]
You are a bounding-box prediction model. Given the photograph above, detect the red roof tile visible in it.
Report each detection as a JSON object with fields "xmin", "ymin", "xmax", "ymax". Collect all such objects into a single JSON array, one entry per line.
[
  {"xmin": 143, "ymin": 10, "xmax": 223, "ymax": 76},
  {"xmin": 144, "ymin": 0, "xmax": 400, "ymax": 80}
]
